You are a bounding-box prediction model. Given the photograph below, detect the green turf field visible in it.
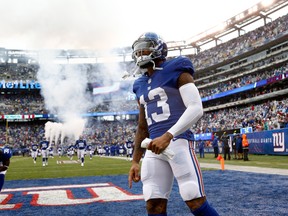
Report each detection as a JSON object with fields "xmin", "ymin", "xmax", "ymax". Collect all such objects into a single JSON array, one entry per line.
[
  {"xmin": 6, "ymin": 154, "xmax": 288, "ymax": 181},
  {"xmin": 7, "ymin": 155, "xmax": 132, "ymax": 180}
]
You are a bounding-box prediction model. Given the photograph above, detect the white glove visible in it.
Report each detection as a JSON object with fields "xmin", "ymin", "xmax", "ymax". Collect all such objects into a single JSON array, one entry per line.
[{"xmin": 141, "ymin": 138, "xmax": 175, "ymax": 160}]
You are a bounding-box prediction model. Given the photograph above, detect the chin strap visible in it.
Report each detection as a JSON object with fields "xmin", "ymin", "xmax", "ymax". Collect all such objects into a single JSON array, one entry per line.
[
  {"xmin": 151, "ymin": 61, "xmax": 163, "ymax": 70},
  {"xmin": 122, "ymin": 59, "xmax": 163, "ymax": 79}
]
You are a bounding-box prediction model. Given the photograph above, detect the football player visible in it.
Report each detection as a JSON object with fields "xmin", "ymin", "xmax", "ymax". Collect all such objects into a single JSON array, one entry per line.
[
  {"xmin": 75, "ymin": 136, "xmax": 87, "ymax": 166},
  {"xmin": 128, "ymin": 32, "xmax": 219, "ymax": 216},
  {"xmin": 86, "ymin": 144, "xmax": 93, "ymax": 159},
  {"xmin": 57, "ymin": 146, "xmax": 63, "ymax": 158},
  {"xmin": 67, "ymin": 144, "xmax": 74, "ymax": 160},
  {"xmin": 0, "ymin": 147, "xmax": 12, "ymax": 192},
  {"xmin": 39, "ymin": 137, "xmax": 49, "ymax": 166},
  {"xmin": 125, "ymin": 138, "xmax": 133, "ymax": 161},
  {"xmin": 30, "ymin": 142, "xmax": 38, "ymax": 164},
  {"xmin": 97, "ymin": 144, "xmax": 103, "ymax": 157},
  {"xmin": 74, "ymin": 140, "xmax": 80, "ymax": 161},
  {"xmin": 49, "ymin": 146, "xmax": 54, "ymax": 158},
  {"xmin": 118, "ymin": 142, "xmax": 125, "ymax": 156}
]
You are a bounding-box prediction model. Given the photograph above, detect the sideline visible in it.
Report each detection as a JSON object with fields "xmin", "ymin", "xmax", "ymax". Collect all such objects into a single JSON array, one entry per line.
[
  {"xmin": 200, "ymin": 162, "xmax": 288, "ymax": 176},
  {"xmin": 103, "ymin": 156, "xmax": 288, "ymax": 176}
]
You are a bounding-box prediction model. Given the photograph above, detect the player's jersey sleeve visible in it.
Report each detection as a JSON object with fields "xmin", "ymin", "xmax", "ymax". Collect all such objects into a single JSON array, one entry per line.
[{"xmin": 133, "ymin": 76, "xmax": 148, "ymax": 100}]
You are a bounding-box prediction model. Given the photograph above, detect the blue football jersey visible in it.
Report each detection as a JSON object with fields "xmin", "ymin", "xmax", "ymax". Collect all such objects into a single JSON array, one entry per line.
[
  {"xmin": 39, "ymin": 141, "xmax": 49, "ymax": 150},
  {"xmin": 126, "ymin": 141, "xmax": 133, "ymax": 149},
  {"xmin": 31, "ymin": 144, "xmax": 38, "ymax": 151},
  {"xmin": 133, "ymin": 56, "xmax": 195, "ymax": 139},
  {"xmin": 76, "ymin": 139, "xmax": 87, "ymax": 150},
  {"xmin": 87, "ymin": 145, "xmax": 92, "ymax": 151}
]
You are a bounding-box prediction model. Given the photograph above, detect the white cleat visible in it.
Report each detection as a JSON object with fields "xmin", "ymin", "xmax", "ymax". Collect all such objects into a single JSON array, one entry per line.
[
  {"xmin": 81, "ymin": 163, "xmax": 84, "ymax": 167},
  {"xmin": 43, "ymin": 164, "xmax": 45, "ymax": 167}
]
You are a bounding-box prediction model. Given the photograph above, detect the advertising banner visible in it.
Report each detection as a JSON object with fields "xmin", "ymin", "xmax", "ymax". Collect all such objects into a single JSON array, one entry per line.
[{"xmin": 247, "ymin": 128, "xmax": 288, "ymax": 155}]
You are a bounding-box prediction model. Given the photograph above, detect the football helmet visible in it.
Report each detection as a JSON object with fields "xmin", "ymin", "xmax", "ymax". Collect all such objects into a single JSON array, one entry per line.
[{"xmin": 132, "ymin": 32, "xmax": 168, "ymax": 69}]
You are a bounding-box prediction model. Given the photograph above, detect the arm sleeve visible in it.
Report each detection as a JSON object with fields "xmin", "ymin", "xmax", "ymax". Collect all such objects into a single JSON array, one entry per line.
[{"xmin": 167, "ymin": 83, "xmax": 203, "ymax": 137}]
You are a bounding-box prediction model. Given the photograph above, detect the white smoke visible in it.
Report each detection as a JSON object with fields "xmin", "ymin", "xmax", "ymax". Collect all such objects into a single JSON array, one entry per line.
[
  {"xmin": 37, "ymin": 51, "xmax": 92, "ymax": 145},
  {"xmin": 37, "ymin": 50, "xmax": 127, "ymax": 146}
]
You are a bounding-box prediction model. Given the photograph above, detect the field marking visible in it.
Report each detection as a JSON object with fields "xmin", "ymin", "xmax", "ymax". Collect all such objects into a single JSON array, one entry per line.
[
  {"xmin": 2, "ymin": 183, "xmax": 110, "ymax": 192},
  {"xmin": 200, "ymin": 163, "xmax": 288, "ymax": 175}
]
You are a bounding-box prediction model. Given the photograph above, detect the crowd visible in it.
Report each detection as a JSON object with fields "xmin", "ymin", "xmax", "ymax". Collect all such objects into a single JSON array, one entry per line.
[
  {"xmin": 1, "ymin": 94, "xmax": 287, "ymax": 153},
  {"xmin": 189, "ymin": 13, "xmax": 288, "ymax": 70},
  {"xmin": 0, "ymin": 120, "xmax": 137, "ymax": 154},
  {"xmin": 198, "ymin": 61, "xmax": 288, "ymax": 98},
  {"xmin": 0, "ymin": 11, "xmax": 287, "ymax": 154}
]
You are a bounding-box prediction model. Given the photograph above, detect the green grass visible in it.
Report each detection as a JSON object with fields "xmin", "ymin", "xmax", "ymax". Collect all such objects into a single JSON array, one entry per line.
[
  {"xmin": 7, "ymin": 156, "xmax": 132, "ymax": 181},
  {"xmin": 6, "ymin": 154, "xmax": 288, "ymax": 181}
]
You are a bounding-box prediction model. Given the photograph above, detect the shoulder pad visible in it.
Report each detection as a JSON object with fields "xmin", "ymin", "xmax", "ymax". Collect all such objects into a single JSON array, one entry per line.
[
  {"xmin": 2, "ymin": 148, "xmax": 12, "ymax": 159},
  {"xmin": 165, "ymin": 56, "xmax": 194, "ymax": 76}
]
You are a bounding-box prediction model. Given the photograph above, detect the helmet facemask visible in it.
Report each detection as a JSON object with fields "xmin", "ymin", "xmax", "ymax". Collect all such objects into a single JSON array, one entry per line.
[
  {"xmin": 132, "ymin": 32, "xmax": 167, "ymax": 71},
  {"xmin": 132, "ymin": 41, "xmax": 157, "ymax": 68}
]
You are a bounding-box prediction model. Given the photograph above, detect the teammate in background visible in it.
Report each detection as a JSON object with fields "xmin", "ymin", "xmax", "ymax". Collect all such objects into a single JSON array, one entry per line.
[
  {"xmin": 74, "ymin": 141, "xmax": 80, "ymax": 161},
  {"xmin": 48, "ymin": 146, "xmax": 54, "ymax": 158},
  {"xmin": 86, "ymin": 144, "xmax": 93, "ymax": 159},
  {"xmin": 57, "ymin": 146, "xmax": 63, "ymax": 158},
  {"xmin": 0, "ymin": 147, "xmax": 12, "ymax": 192},
  {"xmin": 76, "ymin": 136, "xmax": 87, "ymax": 166},
  {"xmin": 37, "ymin": 149, "xmax": 41, "ymax": 158},
  {"xmin": 67, "ymin": 144, "xmax": 74, "ymax": 160},
  {"xmin": 97, "ymin": 144, "xmax": 103, "ymax": 157},
  {"xmin": 30, "ymin": 142, "xmax": 38, "ymax": 164},
  {"xmin": 128, "ymin": 32, "xmax": 219, "ymax": 216},
  {"xmin": 125, "ymin": 138, "xmax": 133, "ymax": 161},
  {"xmin": 39, "ymin": 137, "xmax": 49, "ymax": 166},
  {"xmin": 119, "ymin": 142, "xmax": 125, "ymax": 156}
]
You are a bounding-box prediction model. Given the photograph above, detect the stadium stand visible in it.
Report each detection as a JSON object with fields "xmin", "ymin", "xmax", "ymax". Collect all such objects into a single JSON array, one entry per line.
[{"xmin": 0, "ymin": 1, "xmax": 287, "ymax": 155}]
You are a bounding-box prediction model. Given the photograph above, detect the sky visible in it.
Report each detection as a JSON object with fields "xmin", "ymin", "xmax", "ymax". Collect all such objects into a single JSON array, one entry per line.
[{"xmin": 0, "ymin": 0, "xmax": 267, "ymax": 52}]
